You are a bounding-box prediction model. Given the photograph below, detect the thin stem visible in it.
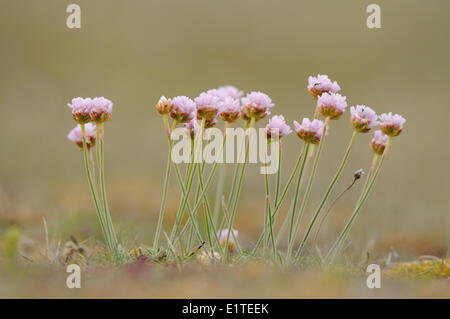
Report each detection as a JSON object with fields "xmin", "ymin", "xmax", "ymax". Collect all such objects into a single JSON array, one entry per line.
[
  {"xmin": 286, "ymin": 143, "xmax": 311, "ymax": 258},
  {"xmin": 98, "ymin": 124, "xmax": 119, "ymax": 256},
  {"xmin": 274, "ymin": 143, "xmax": 282, "ymax": 206},
  {"xmin": 226, "ymin": 120, "xmax": 249, "ymax": 209},
  {"xmin": 264, "ymin": 140, "xmax": 276, "ymax": 258},
  {"xmin": 326, "ymin": 139, "xmax": 390, "ymax": 264},
  {"xmin": 224, "ymin": 117, "xmax": 255, "ymax": 259},
  {"xmin": 153, "ymin": 148, "xmax": 171, "ymax": 250},
  {"xmin": 295, "ymin": 128, "xmax": 356, "ymax": 260},
  {"xmin": 252, "ymin": 143, "xmax": 307, "ymax": 254},
  {"xmin": 80, "ymin": 124, "xmax": 112, "ymax": 253}
]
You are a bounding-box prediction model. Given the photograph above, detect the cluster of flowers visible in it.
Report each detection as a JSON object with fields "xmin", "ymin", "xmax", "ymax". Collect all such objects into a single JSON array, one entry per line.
[
  {"xmin": 66, "ymin": 97, "xmax": 120, "ymax": 258},
  {"xmin": 65, "ymin": 73, "xmax": 405, "ymax": 265},
  {"xmin": 151, "ymin": 75, "xmax": 405, "ymax": 264}
]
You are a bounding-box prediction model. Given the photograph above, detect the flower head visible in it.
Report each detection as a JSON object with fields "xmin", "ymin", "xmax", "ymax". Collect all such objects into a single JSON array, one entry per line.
[
  {"xmin": 194, "ymin": 92, "xmax": 220, "ymax": 120},
  {"xmin": 219, "ymin": 228, "xmax": 238, "ymax": 252},
  {"xmin": 170, "ymin": 96, "xmax": 196, "ymax": 123},
  {"xmin": 184, "ymin": 118, "xmax": 200, "ymax": 139},
  {"xmin": 207, "ymin": 85, "xmax": 243, "ymax": 101},
  {"xmin": 379, "ymin": 112, "xmax": 406, "ymax": 137},
  {"xmin": 68, "ymin": 97, "xmax": 92, "ymax": 124},
  {"xmin": 293, "ymin": 118, "xmax": 325, "ymax": 144},
  {"xmin": 317, "ymin": 92, "xmax": 347, "ymax": 120},
  {"xmin": 216, "ymin": 85, "xmax": 243, "ymax": 100},
  {"xmin": 90, "ymin": 97, "xmax": 113, "ymax": 123},
  {"xmin": 350, "ymin": 105, "xmax": 378, "ymax": 133},
  {"xmin": 241, "ymin": 91, "xmax": 274, "ymax": 121},
  {"xmin": 266, "ymin": 115, "xmax": 292, "ymax": 139},
  {"xmin": 219, "ymin": 98, "xmax": 241, "ymax": 123},
  {"xmin": 67, "ymin": 123, "xmax": 96, "ymax": 149},
  {"xmin": 307, "ymin": 74, "xmax": 341, "ymax": 99},
  {"xmin": 155, "ymin": 96, "xmax": 173, "ymax": 115},
  {"xmin": 370, "ymin": 130, "xmax": 389, "ymax": 155}
]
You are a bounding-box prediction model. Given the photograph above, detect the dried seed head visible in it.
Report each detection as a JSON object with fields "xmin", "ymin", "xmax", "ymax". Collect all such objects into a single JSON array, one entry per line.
[{"xmin": 354, "ymin": 169, "xmax": 364, "ymax": 180}]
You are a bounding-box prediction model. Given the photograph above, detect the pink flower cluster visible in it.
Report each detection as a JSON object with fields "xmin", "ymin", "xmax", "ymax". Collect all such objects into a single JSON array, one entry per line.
[
  {"xmin": 370, "ymin": 130, "xmax": 389, "ymax": 155},
  {"xmin": 379, "ymin": 112, "xmax": 406, "ymax": 137},
  {"xmin": 266, "ymin": 115, "xmax": 292, "ymax": 139},
  {"xmin": 317, "ymin": 92, "xmax": 348, "ymax": 120},
  {"xmin": 293, "ymin": 118, "xmax": 325, "ymax": 144},
  {"xmin": 67, "ymin": 123, "xmax": 96, "ymax": 149},
  {"xmin": 350, "ymin": 105, "xmax": 379, "ymax": 133},
  {"xmin": 241, "ymin": 91, "xmax": 274, "ymax": 121},
  {"xmin": 307, "ymin": 74, "xmax": 341, "ymax": 99},
  {"xmin": 68, "ymin": 97, "xmax": 113, "ymax": 124}
]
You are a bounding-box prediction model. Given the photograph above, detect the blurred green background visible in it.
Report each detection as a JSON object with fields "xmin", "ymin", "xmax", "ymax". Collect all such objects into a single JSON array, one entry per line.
[{"xmin": 0, "ymin": 0, "xmax": 449, "ymax": 259}]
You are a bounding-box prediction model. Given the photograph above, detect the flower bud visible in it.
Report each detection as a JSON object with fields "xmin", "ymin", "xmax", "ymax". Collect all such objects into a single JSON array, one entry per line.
[
  {"xmin": 379, "ymin": 112, "xmax": 406, "ymax": 137},
  {"xmin": 219, "ymin": 228, "xmax": 238, "ymax": 253},
  {"xmin": 293, "ymin": 118, "xmax": 325, "ymax": 144},
  {"xmin": 370, "ymin": 130, "xmax": 389, "ymax": 155},
  {"xmin": 155, "ymin": 96, "xmax": 173, "ymax": 115}
]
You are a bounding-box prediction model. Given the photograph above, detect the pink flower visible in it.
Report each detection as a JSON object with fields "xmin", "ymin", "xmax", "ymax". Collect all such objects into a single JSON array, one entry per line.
[
  {"xmin": 350, "ymin": 105, "xmax": 378, "ymax": 133},
  {"xmin": 293, "ymin": 118, "xmax": 325, "ymax": 144},
  {"xmin": 241, "ymin": 91, "xmax": 274, "ymax": 121},
  {"xmin": 216, "ymin": 86, "xmax": 243, "ymax": 100},
  {"xmin": 219, "ymin": 98, "xmax": 241, "ymax": 123},
  {"xmin": 67, "ymin": 123, "xmax": 96, "ymax": 149},
  {"xmin": 68, "ymin": 97, "xmax": 92, "ymax": 124},
  {"xmin": 219, "ymin": 228, "xmax": 238, "ymax": 252},
  {"xmin": 307, "ymin": 74, "xmax": 341, "ymax": 99},
  {"xmin": 170, "ymin": 96, "xmax": 196, "ymax": 123},
  {"xmin": 184, "ymin": 118, "xmax": 200, "ymax": 139},
  {"xmin": 90, "ymin": 97, "xmax": 113, "ymax": 123},
  {"xmin": 266, "ymin": 115, "xmax": 292, "ymax": 139},
  {"xmin": 379, "ymin": 112, "xmax": 406, "ymax": 137},
  {"xmin": 207, "ymin": 85, "xmax": 243, "ymax": 101},
  {"xmin": 370, "ymin": 130, "xmax": 389, "ymax": 155},
  {"xmin": 194, "ymin": 92, "xmax": 220, "ymax": 120},
  {"xmin": 155, "ymin": 96, "xmax": 173, "ymax": 115},
  {"xmin": 317, "ymin": 92, "xmax": 347, "ymax": 120}
]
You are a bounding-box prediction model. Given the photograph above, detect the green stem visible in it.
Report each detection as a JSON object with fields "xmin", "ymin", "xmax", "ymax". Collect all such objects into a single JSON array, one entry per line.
[
  {"xmin": 153, "ymin": 148, "xmax": 171, "ymax": 249},
  {"xmin": 326, "ymin": 139, "xmax": 390, "ymax": 264},
  {"xmin": 286, "ymin": 143, "xmax": 311, "ymax": 258},
  {"xmin": 224, "ymin": 117, "xmax": 255, "ymax": 259},
  {"xmin": 295, "ymin": 129, "xmax": 356, "ymax": 260},
  {"xmin": 98, "ymin": 124, "xmax": 119, "ymax": 257},
  {"xmin": 252, "ymin": 143, "xmax": 307, "ymax": 254},
  {"xmin": 80, "ymin": 124, "xmax": 112, "ymax": 253}
]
